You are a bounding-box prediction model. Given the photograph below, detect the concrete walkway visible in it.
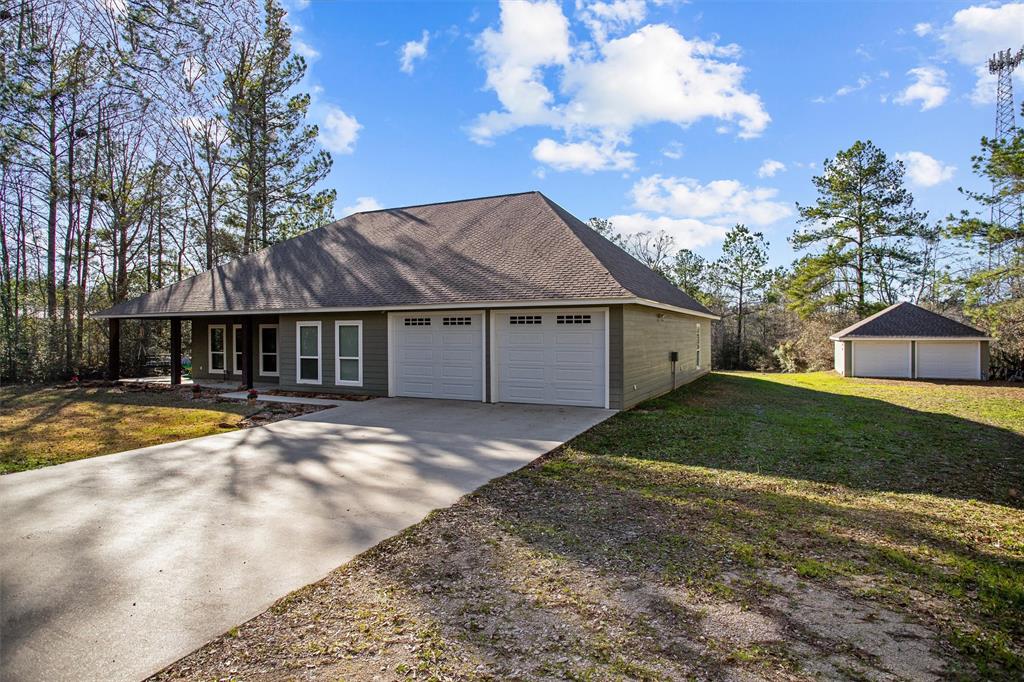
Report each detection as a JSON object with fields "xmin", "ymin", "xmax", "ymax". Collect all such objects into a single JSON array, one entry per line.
[
  {"xmin": 0, "ymin": 399, "xmax": 614, "ymax": 682},
  {"xmin": 218, "ymin": 390, "xmax": 353, "ymax": 406}
]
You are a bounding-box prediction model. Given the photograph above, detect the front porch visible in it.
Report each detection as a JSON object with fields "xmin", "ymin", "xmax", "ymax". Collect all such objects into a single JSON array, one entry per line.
[
  {"xmin": 117, "ymin": 376, "xmax": 278, "ymax": 392},
  {"xmin": 106, "ymin": 317, "xmax": 273, "ymax": 390}
]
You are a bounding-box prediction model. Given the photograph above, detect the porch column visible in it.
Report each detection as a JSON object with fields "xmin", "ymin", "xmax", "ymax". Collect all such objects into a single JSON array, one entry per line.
[
  {"xmin": 170, "ymin": 318, "xmax": 182, "ymax": 386},
  {"xmin": 107, "ymin": 318, "xmax": 120, "ymax": 380},
  {"xmin": 241, "ymin": 317, "xmax": 254, "ymax": 389}
]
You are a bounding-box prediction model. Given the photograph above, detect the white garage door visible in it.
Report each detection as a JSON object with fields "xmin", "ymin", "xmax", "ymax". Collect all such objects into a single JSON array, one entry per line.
[
  {"xmin": 853, "ymin": 341, "xmax": 911, "ymax": 378},
  {"xmin": 392, "ymin": 312, "xmax": 484, "ymax": 401},
  {"xmin": 917, "ymin": 341, "xmax": 979, "ymax": 380},
  {"xmin": 494, "ymin": 308, "xmax": 607, "ymax": 408}
]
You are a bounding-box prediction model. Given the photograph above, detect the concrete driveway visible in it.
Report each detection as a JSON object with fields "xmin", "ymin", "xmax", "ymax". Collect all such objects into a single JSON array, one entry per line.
[{"xmin": 0, "ymin": 398, "xmax": 613, "ymax": 682}]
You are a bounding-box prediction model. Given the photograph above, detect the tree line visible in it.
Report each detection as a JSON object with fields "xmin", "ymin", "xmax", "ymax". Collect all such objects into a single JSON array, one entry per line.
[
  {"xmin": 1, "ymin": 0, "xmax": 333, "ymax": 381},
  {"xmin": 2, "ymin": 2, "xmax": 1019, "ymax": 384},
  {"xmin": 593, "ymin": 134, "xmax": 1023, "ymax": 379}
]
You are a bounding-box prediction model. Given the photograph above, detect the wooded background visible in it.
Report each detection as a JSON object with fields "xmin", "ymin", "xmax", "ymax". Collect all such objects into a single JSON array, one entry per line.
[{"xmin": 2, "ymin": 0, "xmax": 1021, "ymax": 383}]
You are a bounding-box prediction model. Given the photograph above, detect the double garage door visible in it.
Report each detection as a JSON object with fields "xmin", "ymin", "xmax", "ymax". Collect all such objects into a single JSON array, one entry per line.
[
  {"xmin": 390, "ymin": 309, "xmax": 607, "ymax": 407},
  {"xmin": 851, "ymin": 340, "xmax": 981, "ymax": 380}
]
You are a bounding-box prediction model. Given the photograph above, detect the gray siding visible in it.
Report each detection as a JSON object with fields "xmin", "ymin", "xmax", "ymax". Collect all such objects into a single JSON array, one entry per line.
[
  {"xmin": 190, "ymin": 316, "xmax": 280, "ymax": 384},
  {"xmin": 608, "ymin": 305, "xmax": 624, "ymax": 410},
  {"xmin": 277, "ymin": 312, "xmax": 389, "ymax": 396},
  {"xmin": 621, "ymin": 304, "xmax": 710, "ymax": 409},
  {"xmin": 981, "ymin": 340, "xmax": 990, "ymax": 380},
  {"xmin": 844, "ymin": 340, "xmax": 853, "ymax": 376}
]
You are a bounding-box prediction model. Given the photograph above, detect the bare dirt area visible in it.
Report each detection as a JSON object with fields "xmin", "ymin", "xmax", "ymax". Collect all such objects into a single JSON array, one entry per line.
[{"xmin": 150, "ymin": 373, "xmax": 1024, "ymax": 681}]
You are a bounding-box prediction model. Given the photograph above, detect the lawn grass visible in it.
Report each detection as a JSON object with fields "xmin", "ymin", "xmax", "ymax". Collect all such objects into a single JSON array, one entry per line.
[
  {"xmin": 0, "ymin": 385, "xmax": 257, "ymax": 474},
  {"xmin": 152, "ymin": 372, "xmax": 1024, "ymax": 681}
]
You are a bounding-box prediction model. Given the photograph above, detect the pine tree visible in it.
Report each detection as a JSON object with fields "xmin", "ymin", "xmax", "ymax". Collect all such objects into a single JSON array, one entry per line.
[
  {"xmin": 789, "ymin": 140, "xmax": 928, "ymax": 318},
  {"xmin": 712, "ymin": 225, "xmax": 771, "ymax": 368},
  {"xmin": 224, "ymin": 0, "xmax": 333, "ymax": 254},
  {"xmin": 948, "ymin": 104, "xmax": 1024, "ymax": 377}
]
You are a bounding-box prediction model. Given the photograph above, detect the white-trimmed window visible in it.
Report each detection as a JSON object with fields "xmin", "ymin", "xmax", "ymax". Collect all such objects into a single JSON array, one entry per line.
[
  {"xmin": 296, "ymin": 321, "xmax": 322, "ymax": 384},
  {"xmin": 696, "ymin": 323, "xmax": 702, "ymax": 369},
  {"xmin": 232, "ymin": 324, "xmax": 243, "ymax": 375},
  {"xmin": 208, "ymin": 324, "xmax": 226, "ymax": 374},
  {"xmin": 259, "ymin": 324, "xmax": 279, "ymax": 377},
  {"xmin": 334, "ymin": 321, "xmax": 362, "ymax": 386}
]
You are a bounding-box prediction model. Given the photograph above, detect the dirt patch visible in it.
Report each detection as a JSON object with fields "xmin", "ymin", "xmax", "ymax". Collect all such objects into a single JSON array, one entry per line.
[
  {"xmin": 152, "ymin": 493, "xmax": 951, "ymax": 682},
  {"xmin": 149, "ymin": 373, "xmax": 1024, "ymax": 680}
]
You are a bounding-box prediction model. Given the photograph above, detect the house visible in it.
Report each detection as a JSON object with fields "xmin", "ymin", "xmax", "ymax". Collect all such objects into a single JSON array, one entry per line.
[
  {"xmin": 830, "ymin": 302, "xmax": 990, "ymax": 380},
  {"xmin": 96, "ymin": 192, "xmax": 718, "ymax": 409}
]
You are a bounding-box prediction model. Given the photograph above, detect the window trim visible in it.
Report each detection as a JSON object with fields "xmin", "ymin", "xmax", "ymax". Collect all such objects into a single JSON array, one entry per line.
[
  {"xmin": 295, "ymin": 321, "xmax": 322, "ymax": 385},
  {"xmin": 258, "ymin": 324, "xmax": 279, "ymax": 377},
  {"xmin": 696, "ymin": 322, "xmax": 702, "ymax": 370},
  {"xmin": 334, "ymin": 320, "xmax": 363, "ymax": 387},
  {"xmin": 208, "ymin": 324, "xmax": 227, "ymax": 374},
  {"xmin": 231, "ymin": 324, "xmax": 243, "ymax": 375}
]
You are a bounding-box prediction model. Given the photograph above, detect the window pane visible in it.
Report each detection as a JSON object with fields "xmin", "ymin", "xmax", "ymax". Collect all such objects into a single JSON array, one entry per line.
[
  {"xmin": 262, "ymin": 354, "xmax": 277, "ymax": 373},
  {"xmin": 300, "ymin": 357, "xmax": 319, "ymax": 381},
  {"xmin": 211, "ymin": 353, "xmax": 224, "ymax": 370},
  {"xmin": 261, "ymin": 328, "xmax": 277, "ymax": 353},
  {"xmin": 299, "ymin": 326, "xmax": 318, "ymax": 357},
  {"xmin": 210, "ymin": 328, "xmax": 224, "ymax": 352},
  {"xmin": 338, "ymin": 325, "xmax": 359, "ymax": 357},
  {"xmin": 339, "ymin": 358, "xmax": 359, "ymax": 382}
]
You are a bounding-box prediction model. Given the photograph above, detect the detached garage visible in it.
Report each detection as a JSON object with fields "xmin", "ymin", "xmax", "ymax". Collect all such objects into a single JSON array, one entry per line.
[{"xmin": 831, "ymin": 302, "xmax": 990, "ymax": 380}]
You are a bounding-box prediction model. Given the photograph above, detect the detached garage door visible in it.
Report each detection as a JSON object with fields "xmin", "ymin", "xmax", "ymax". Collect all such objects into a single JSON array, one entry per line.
[
  {"xmin": 392, "ymin": 312, "xmax": 484, "ymax": 401},
  {"xmin": 917, "ymin": 341, "xmax": 979, "ymax": 380},
  {"xmin": 494, "ymin": 309, "xmax": 607, "ymax": 408},
  {"xmin": 853, "ymin": 341, "xmax": 911, "ymax": 378}
]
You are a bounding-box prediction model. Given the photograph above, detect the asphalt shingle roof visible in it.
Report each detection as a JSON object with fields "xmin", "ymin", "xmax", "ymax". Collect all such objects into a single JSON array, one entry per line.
[
  {"xmin": 97, "ymin": 191, "xmax": 712, "ymax": 318},
  {"xmin": 831, "ymin": 302, "xmax": 987, "ymax": 339}
]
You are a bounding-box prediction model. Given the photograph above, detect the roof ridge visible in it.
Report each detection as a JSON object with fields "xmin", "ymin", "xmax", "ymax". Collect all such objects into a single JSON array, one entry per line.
[
  {"xmin": 831, "ymin": 301, "xmax": 904, "ymax": 338},
  {"xmin": 531, "ymin": 193, "xmax": 633, "ymax": 299},
  {"xmin": 350, "ymin": 190, "xmax": 540, "ymax": 216},
  {"xmin": 534, "ymin": 193, "xmax": 714, "ymax": 316},
  {"xmin": 831, "ymin": 301, "xmax": 987, "ymax": 339}
]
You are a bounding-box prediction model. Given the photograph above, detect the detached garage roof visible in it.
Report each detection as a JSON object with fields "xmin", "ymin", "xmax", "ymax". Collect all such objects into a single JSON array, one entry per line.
[
  {"xmin": 830, "ymin": 302, "xmax": 989, "ymax": 340},
  {"xmin": 96, "ymin": 191, "xmax": 714, "ymax": 319}
]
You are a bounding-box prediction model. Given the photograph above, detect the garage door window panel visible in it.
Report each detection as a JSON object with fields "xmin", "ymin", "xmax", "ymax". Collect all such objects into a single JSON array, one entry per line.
[
  {"xmin": 335, "ymin": 321, "xmax": 362, "ymax": 386},
  {"xmin": 296, "ymin": 321, "xmax": 322, "ymax": 384}
]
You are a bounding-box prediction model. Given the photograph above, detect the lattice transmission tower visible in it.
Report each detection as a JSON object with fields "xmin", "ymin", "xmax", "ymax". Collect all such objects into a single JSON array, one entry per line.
[{"xmin": 988, "ymin": 47, "xmax": 1024, "ymax": 229}]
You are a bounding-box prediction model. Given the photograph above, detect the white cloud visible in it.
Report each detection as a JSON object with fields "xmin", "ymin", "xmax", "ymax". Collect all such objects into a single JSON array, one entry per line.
[
  {"xmin": 471, "ymin": 0, "xmax": 769, "ymax": 167},
  {"xmin": 611, "ymin": 174, "xmax": 791, "ymax": 245},
  {"xmin": 969, "ymin": 66, "xmax": 998, "ymax": 105},
  {"xmin": 757, "ymin": 159, "xmax": 785, "ymax": 178},
  {"xmin": 894, "ymin": 66, "xmax": 949, "ymax": 110},
  {"xmin": 532, "ymin": 138, "xmax": 636, "ymax": 172},
  {"xmin": 577, "ymin": 0, "xmax": 647, "ymax": 44},
  {"xmin": 607, "ymin": 213, "xmax": 727, "ymax": 247},
  {"xmin": 661, "ymin": 141, "xmax": 684, "ymax": 159},
  {"xmin": 835, "ymin": 75, "xmax": 871, "ymax": 97},
  {"xmin": 937, "ymin": 3, "xmax": 1024, "ymax": 104},
  {"xmin": 399, "ymin": 30, "xmax": 430, "ymax": 74},
  {"xmin": 293, "ymin": 38, "xmax": 320, "ymax": 61},
  {"xmin": 341, "ymin": 196, "xmax": 384, "ymax": 215},
  {"xmin": 913, "ymin": 22, "xmax": 933, "ymax": 37},
  {"xmin": 471, "ymin": 0, "xmax": 572, "ymax": 141},
  {"xmin": 560, "ymin": 25, "xmax": 768, "ymax": 138},
  {"xmin": 631, "ymin": 175, "xmax": 793, "ymax": 226},
  {"xmin": 895, "ymin": 151, "xmax": 956, "ymax": 187},
  {"xmin": 319, "ymin": 106, "xmax": 361, "ymax": 154}
]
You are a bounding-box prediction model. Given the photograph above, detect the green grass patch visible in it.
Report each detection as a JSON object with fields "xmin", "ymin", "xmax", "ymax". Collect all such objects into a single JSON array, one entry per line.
[{"xmin": 0, "ymin": 385, "xmax": 256, "ymax": 473}]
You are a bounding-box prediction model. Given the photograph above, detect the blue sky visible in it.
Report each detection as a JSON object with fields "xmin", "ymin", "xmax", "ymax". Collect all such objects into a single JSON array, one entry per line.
[{"xmin": 287, "ymin": 1, "xmax": 1024, "ymax": 267}]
